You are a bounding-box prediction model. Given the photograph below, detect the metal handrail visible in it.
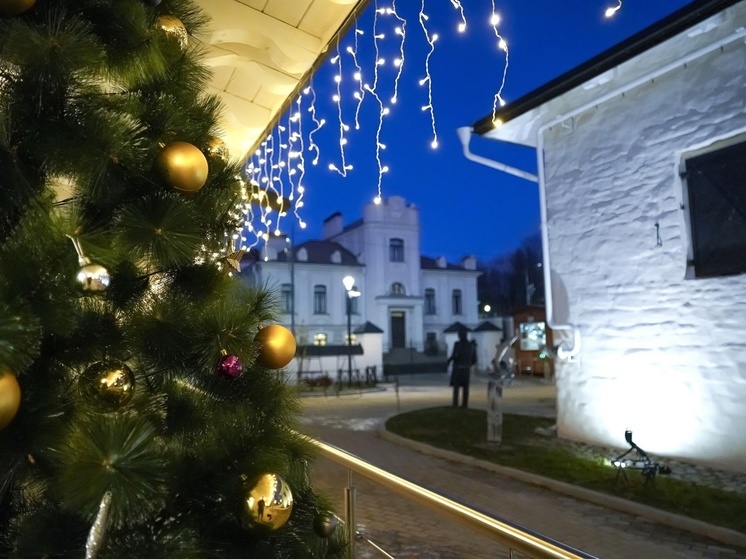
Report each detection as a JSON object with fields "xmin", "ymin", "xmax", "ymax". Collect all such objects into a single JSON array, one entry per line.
[{"xmin": 308, "ymin": 437, "xmax": 599, "ymax": 559}]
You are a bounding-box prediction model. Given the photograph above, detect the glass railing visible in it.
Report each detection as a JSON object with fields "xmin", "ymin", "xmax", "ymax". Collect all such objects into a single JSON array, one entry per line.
[{"xmin": 308, "ymin": 437, "xmax": 599, "ymax": 559}]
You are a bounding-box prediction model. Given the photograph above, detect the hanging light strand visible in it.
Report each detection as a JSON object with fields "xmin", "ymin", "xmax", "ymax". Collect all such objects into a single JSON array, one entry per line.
[
  {"xmin": 363, "ymin": 84, "xmax": 390, "ymax": 205},
  {"xmin": 418, "ymin": 0, "xmax": 440, "ymax": 149},
  {"xmin": 489, "ymin": 2, "xmax": 510, "ymax": 120},
  {"xmin": 389, "ymin": 0, "xmax": 407, "ymax": 105},
  {"xmin": 305, "ymin": 81, "xmax": 325, "ymax": 166},
  {"xmin": 605, "ymin": 0, "xmax": 622, "ymax": 18},
  {"xmin": 291, "ymin": 95, "xmax": 307, "ymax": 229},
  {"xmin": 329, "ymin": 43, "xmax": 353, "ymax": 176},
  {"xmin": 347, "ymin": 23, "xmax": 366, "ymax": 130},
  {"xmin": 449, "ymin": 0, "xmax": 467, "ymax": 33}
]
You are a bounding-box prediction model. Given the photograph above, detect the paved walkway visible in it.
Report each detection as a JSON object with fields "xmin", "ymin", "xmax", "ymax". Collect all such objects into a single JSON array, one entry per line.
[{"xmin": 301, "ymin": 376, "xmax": 746, "ymax": 559}]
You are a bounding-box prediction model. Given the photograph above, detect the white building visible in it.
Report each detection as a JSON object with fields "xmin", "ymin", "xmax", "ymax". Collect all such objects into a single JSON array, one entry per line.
[
  {"xmin": 250, "ymin": 196, "xmax": 480, "ymax": 374},
  {"xmin": 464, "ymin": 0, "xmax": 746, "ymax": 472}
]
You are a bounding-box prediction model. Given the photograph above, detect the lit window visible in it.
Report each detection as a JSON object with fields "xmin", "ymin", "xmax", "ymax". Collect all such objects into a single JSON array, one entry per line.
[
  {"xmin": 313, "ymin": 333, "xmax": 327, "ymax": 346},
  {"xmin": 519, "ymin": 322, "xmax": 546, "ymax": 351},
  {"xmin": 425, "ymin": 288, "xmax": 436, "ymax": 315},
  {"xmin": 280, "ymin": 283, "xmax": 293, "ymax": 314},
  {"xmin": 313, "ymin": 285, "xmax": 327, "ymax": 314},
  {"xmin": 391, "ymin": 282, "xmax": 405, "ymax": 295},
  {"xmin": 345, "ymin": 333, "xmax": 357, "ymax": 345},
  {"xmin": 389, "ymin": 238, "xmax": 404, "ymax": 262},
  {"xmin": 451, "ymin": 289, "xmax": 462, "ymax": 315},
  {"xmin": 683, "ymin": 138, "xmax": 746, "ymax": 278}
]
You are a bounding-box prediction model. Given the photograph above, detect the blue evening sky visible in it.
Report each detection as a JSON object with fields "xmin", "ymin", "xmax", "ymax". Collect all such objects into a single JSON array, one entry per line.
[{"xmin": 256, "ymin": 0, "xmax": 694, "ymax": 263}]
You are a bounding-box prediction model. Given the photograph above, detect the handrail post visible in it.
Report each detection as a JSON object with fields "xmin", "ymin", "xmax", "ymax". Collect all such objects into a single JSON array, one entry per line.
[{"xmin": 344, "ymin": 469, "xmax": 357, "ymax": 555}]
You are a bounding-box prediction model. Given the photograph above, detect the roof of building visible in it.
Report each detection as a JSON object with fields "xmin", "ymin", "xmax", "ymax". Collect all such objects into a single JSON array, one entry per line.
[
  {"xmin": 471, "ymin": 0, "xmax": 741, "ymax": 136},
  {"xmin": 354, "ymin": 321, "xmax": 384, "ymax": 334},
  {"xmin": 420, "ymin": 256, "xmax": 469, "ymax": 271},
  {"xmin": 443, "ymin": 321, "xmax": 472, "ymax": 333},
  {"xmin": 473, "ymin": 321, "xmax": 502, "ymax": 332},
  {"xmin": 275, "ymin": 240, "xmax": 361, "ymax": 266}
]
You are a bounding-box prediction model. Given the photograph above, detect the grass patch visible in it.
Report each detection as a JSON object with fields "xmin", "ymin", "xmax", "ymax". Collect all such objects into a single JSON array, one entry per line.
[{"xmin": 386, "ymin": 407, "xmax": 746, "ymax": 534}]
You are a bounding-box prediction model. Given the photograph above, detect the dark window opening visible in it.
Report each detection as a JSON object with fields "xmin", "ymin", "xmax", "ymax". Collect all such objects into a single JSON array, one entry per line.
[{"xmin": 685, "ymin": 139, "xmax": 746, "ymax": 278}]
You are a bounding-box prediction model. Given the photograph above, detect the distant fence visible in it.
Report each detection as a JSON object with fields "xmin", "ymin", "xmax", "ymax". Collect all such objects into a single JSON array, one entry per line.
[{"xmin": 383, "ymin": 361, "xmax": 447, "ymax": 377}]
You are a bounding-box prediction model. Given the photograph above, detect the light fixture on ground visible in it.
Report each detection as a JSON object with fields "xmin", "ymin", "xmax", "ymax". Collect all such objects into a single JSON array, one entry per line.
[{"xmin": 342, "ymin": 275, "xmax": 361, "ymax": 386}]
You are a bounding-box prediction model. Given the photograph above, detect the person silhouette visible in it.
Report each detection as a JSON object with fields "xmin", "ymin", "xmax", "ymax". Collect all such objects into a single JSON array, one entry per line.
[
  {"xmin": 447, "ymin": 329, "xmax": 475, "ymax": 408},
  {"xmin": 257, "ymin": 498, "xmax": 265, "ymax": 521}
]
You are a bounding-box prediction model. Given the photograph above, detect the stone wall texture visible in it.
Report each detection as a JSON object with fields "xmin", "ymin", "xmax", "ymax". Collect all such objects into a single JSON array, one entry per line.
[{"xmin": 544, "ymin": 25, "xmax": 746, "ymax": 472}]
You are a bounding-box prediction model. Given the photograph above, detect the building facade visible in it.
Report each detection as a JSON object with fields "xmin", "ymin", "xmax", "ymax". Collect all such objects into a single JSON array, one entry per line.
[
  {"xmin": 252, "ymin": 196, "xmax": 480, "ymax": 361},
  {"xmin": 472, "ymin": 0, "xmax": 746, "ymax": 471}
]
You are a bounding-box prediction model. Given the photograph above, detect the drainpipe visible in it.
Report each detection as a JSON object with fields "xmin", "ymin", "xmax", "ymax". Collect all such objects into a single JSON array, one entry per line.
[
  {"xmin": 456, "ymin": 127, "xmax": 538, "ymax": 182},
  {"xmin": 456, "ymin": 126, "xmax": 579, "ymax": 359},
  {"xmin": 458, "ymin": 26, "xmax": 746, "ymax": 360}
]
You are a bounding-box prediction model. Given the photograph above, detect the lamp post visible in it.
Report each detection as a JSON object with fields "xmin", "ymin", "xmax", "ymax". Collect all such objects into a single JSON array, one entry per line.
[{"xmin": 342, "ymin": 276, "xmax": 361, "ymax": 386}]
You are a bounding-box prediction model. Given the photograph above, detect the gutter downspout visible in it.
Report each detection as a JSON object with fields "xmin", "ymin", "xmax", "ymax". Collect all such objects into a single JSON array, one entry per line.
[
  {"xmin": 456, "ymin": 126, "xmax": 579, "ymax": 359},
  {"xmin": 456, "ymin": 127, "xmax": 538, "ymax": 182},
  {"xmin": 458, "ymin": 26, "xmax": 746, "ymax": 360}
]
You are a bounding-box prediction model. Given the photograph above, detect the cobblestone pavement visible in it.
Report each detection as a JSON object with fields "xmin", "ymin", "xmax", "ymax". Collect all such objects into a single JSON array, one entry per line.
[{"xmin": 301, "ymin": 376, "xmax": 746, "ymax": 559}]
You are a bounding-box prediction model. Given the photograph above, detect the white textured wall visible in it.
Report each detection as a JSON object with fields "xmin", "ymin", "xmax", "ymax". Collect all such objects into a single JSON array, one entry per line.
[{"xmin": 544, "ymin": 33, "xmax": 746, "ymax": 471}]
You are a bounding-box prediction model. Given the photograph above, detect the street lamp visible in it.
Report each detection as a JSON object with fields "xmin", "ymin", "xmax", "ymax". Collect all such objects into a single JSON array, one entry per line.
[{"xmin": 342, "ymin": 275, "xmax": 361, "ymax": 386}]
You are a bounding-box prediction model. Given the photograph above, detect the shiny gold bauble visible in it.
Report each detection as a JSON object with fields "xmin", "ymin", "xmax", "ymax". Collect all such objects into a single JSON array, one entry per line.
[
  {"xmin": 156, "ymin": 141, "xmax": 209, "ymax": 193},
  {"xmin": 155, "ymin": 15, "xmax": 188, "ymax": 50},
  {"xmin": 76, "ymin": 259, "xmax": 110, "ymax": 292},
  {"xmin": 255, "ymin": 325, "xmax": 296, "ymax": 369},
  {"xmin": 0, "ymin": 373, "xmax": 21, "ymax": 430},
  {"xmin": 0, "ymin": 0, "xmax": 36, "ymax": 16},
  {"xmin": 205, "ymin": 136, "xmax": 230, "ymax": 162},
  {"xmin": 243, "ymin": 473, "xmax": 293, "ymax": 531},
  {"xmin": 79, "ymin": 360, "xmax": 135, "ymax": 411},
  {"xmin": 313, "ymin": 512, "xmax": 338, "ymax": 538}
]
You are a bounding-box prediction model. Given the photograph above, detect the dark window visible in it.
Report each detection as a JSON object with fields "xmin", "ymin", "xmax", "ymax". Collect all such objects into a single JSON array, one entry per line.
[
  {"xmin": 389, "ymin": 238, "xmax": 404, "ymax": 262},
  {"xmin": 425, "ymin": 288, "xmax": 436, "ymax": 315},
  {"xmin": 685, "ymin": 139, "xmax": 746, "ymax": 278},
  {"xmin": 391, "ymin": 282, "xmax": 405, "ymax": 295},
  {"xmin": 280, "ymin": 283, "xmax": 293, "ymax": 314},
  {"xmin": 452, "ymin": 289, "xmax": 462, "ymax": 315},
  {"xmin": 313, "ymin": 285, "xmax": 327, "ymax": 314}
]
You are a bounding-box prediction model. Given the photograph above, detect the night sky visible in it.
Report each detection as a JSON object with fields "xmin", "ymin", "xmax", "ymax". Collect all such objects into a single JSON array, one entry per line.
[{"xmin": 252, "ymin": 0, "xmax": 694, "ymax": 263}]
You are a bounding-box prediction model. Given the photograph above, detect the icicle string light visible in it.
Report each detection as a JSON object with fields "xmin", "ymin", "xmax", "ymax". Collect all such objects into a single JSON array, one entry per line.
[
  {"xmin": 239, "ymin": 0, "xmax": 517, "ymax": 242},
  {"xmin": 418, "ymin": 0, "xmax": 440, "ymax": 149},
  {"xmin": 347, "ymin": 23, "xmax": 366, "ymax": 130},
  {"xmin": 291, "ymin": 95, "xmax": 307, "ymax": 229},
  {"xmin": 450, "ymin": 0, "xmax": 467, "ymax": 33},
  {"xmin": 329, "ymin": 43, "xmax": 353, "ymax": 176},
  {"xmin": 363, "ymin": 84, "xmax": 390, "ymax": 205},
  {"xmin": 605, "ymin": 0, "xmax": 622, "ymax": 18},
  {"xmin": 389, "ymin": 0, "xmax": 407, "ymax": 105},
  {"xmin": 489, "ymin": 1, "xmax": 510, "ymax": 122},
  {"xmin": 305, "ymin": 81, "xmax": 325, "ymax": 166}
]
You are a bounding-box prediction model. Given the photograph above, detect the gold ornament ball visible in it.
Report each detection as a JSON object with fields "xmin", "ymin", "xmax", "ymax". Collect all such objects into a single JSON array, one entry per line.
[
  {"xmin": 313, "ymin": 512, "xmax": 338, "ymax": 538},
  {"xmin": 243, "ymin": 473, "xmax": 294, "ymax": 531},
  {"xmin": 79, "ymin": 360, "xmax": 135, "ymax": 411},
  {"xmin": 155, "ymin": 15, "xmax": 188, "ymax": 50},
  {"xmin": 206, "ymin": 136, "xmax": 230, "ymax": 162},
  {"xmin": 0, "ymin": 373, "xmax": 21, "ymax": 431},
  {"xmin": 156, "ymin": 141, "xmax": 209, "ymax": 193},
  {"xmin": 255, "ymin": 325, "xmax": 296, "ymax": 369},
  {"xmin": 76, "ymin": 259, "xmax": 110, "ymax": 292},
  {"xmin": 0, "ymin": 0, "xmax": 36, "ymax": 16}
]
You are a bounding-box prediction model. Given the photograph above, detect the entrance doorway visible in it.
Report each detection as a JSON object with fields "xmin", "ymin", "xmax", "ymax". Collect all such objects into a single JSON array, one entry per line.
[{"xmin": 390, "ymin": 311, "xmax": 406, "ymax": 349}]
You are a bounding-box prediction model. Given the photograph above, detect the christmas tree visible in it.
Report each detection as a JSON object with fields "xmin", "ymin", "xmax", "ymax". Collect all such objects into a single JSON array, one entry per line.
[{"xmin": 0, "ymin": 0, "xmax": 344, "ymax": 556}]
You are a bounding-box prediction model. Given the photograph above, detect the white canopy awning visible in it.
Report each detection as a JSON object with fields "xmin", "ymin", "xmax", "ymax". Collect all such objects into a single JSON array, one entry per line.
[{"xmin": 194, "ymin": 0, "xmax": 368, "ymax": 162}]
